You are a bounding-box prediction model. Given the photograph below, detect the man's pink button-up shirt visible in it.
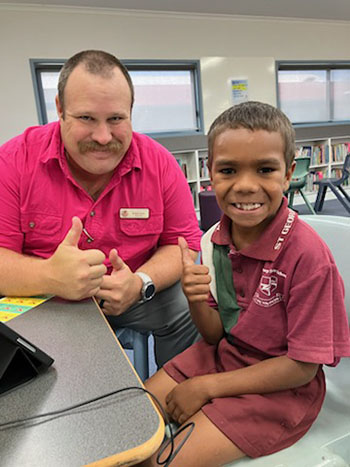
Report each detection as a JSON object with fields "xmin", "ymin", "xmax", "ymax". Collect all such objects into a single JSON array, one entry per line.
[{"xmin": 0, "ymin": 122, "xmax": 202, "ymax": 272}]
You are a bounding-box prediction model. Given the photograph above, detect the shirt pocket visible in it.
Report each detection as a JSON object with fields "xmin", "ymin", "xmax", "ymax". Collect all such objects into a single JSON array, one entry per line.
[
  {"xmin": 20, "ymin": 212, "xmax": 63, "ymax": 256},
  {"xmin": 118, "ymin": 213, "xmax": 163, "ymax": 261}
]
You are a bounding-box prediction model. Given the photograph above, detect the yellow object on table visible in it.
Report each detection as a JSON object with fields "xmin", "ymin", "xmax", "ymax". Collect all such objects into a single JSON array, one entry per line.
[{"xmin": 0, "ymin": 295, "xmax": 52, "ymax": 322}]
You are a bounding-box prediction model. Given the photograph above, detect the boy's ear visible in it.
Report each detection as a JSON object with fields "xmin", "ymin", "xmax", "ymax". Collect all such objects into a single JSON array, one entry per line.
[{"xmin": 283, "ymin": 161, "xmax": 296, "ymax": 192}]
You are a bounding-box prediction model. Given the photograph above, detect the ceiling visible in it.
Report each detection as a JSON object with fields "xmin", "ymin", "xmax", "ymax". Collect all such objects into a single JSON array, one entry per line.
[{"xmin": 2, "ymin": 0, "xmax": 350, "ymax": 22}]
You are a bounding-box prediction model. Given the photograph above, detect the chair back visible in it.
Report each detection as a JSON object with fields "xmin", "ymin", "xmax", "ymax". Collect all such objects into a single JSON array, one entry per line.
[
  {"xmin": 292, "ymin": 157, "xmax": 311, "ymax": 179},
  {"xmin": 340, "ymin": 153, "xmax": 350, "ymax": 182},
  {"xmin": 287, "ymin": 157, "xmax": 311, "ymax": 191},
  {"xmin": 300, "ymin": 215, "xmax": 350, "ymax": 317}
]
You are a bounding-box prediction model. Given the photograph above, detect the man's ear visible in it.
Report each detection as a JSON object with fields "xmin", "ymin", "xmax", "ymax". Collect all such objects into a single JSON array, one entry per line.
[
  {"xmin": 55, "ymin": 95, "xmax": 64, "ymax": 121},
  {"xmin": 283, "ymin": 161, "xmax": 296, "ymax": 192}
]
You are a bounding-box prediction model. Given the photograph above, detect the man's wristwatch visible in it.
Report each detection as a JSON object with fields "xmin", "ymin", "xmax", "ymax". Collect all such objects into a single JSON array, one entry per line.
[{"xmin": 135, "ymin": 272, "xmax": 156, "ymax": 303}]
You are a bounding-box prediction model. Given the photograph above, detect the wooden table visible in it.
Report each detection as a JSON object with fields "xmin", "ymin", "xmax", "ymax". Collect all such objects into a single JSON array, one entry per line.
[{"xmin": 0, "ymin": 297, "xmax": 164, "ymax": 466}]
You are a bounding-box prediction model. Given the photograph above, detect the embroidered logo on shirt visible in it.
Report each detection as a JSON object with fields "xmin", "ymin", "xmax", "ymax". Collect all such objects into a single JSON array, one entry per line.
[
  {"xmin": 259, "ymin": 275, "xmax": 277, "ymax": 296},
  {"xmin": 253, "ymin": 268, "xmax": 286, "ymax": 308}
]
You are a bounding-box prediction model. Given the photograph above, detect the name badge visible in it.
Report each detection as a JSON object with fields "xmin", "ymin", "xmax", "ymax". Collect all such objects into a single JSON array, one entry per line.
[{"xmin": 119, "ymin": 208, "xmax": 150, "ymax": 219}]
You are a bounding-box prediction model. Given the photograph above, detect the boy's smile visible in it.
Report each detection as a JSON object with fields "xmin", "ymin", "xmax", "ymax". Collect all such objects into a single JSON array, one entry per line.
[{"xmin": 210, "ymin": 128, "xmax": 295, "ymax": 249}]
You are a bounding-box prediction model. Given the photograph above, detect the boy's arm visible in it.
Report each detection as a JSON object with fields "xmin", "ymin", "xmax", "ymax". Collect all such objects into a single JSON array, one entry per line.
[
  {"xmin": 166, "ymin": 354, "xmax": 319, "ymax": 424},
  {"xmin": 178, "ymin": 237, "xmax": 224, "ymax": 344},
  {"xmin": 204, "ymin": 355, "xmax": 319, "ymax": 397}
]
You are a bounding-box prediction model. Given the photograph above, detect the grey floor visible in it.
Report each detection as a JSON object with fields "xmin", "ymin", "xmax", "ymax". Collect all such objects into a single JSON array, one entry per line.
[{"xmin": 293, "ymin": 197, "xmax": 350, "ymax": 217}]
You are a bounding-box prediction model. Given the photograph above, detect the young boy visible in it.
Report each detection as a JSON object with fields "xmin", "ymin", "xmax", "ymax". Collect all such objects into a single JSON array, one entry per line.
[{"xmin": 140, "ymin": 102, "xmax": 350, "ymax": 467}]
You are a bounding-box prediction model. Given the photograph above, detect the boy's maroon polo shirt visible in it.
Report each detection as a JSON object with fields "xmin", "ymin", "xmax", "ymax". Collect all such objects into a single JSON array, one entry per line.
[{"xmin": 210, "ymin": 198, "xmax": 350, "ymax": 365}]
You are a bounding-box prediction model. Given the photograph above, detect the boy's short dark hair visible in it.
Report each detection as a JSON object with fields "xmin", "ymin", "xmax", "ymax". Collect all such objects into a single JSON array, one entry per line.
[{"xmin": 207, "ymin": 101, "xmax": 296, "ymax": 172}]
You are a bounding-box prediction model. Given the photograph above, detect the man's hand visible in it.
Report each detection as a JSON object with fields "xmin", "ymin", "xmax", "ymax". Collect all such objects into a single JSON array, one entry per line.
[
  {"xmin": 178, "ymin": 236, "xmax": 211, "ymax": 303},
  {"xmin": 166, "ymin": 376, "xmax": 211, "ymax": 425},
  {"xmin": 96, "ymin": 248, "xmax": 142, "ymax": 316},
  {"xmin": 46, "ymin": 217, "xmax": 107, "ymax": 300}
]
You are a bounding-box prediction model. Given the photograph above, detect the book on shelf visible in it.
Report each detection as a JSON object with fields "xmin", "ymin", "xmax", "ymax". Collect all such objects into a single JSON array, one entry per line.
[
  {"xmin": 200, "ymin": 182, "xmax": 212, "ymax": 191},
  {"xmin": 331, "ymin": 143, "xmax": 350, "ymax": 162},
  {"xmin": 306, "ymin": 169, "xmax": 328, "ymax": 192},
  {"xmin": 199, "ymin": 158, "xmax": 209, "ymax": 178},
  {"xmin": 175, "ymin": 158, "xmax": 188, "ymax": 179},
  {"xmin": 331, "ymin": 168, "xmax": 349, "ymax": 185},
  {"xmin": 295, "ymin": 144, "xmax": 329, "ymax": 165},
  {"xmin": 295, "ymin": 145, "xmax": 312, "ymax": 159},
  {"xmin": 189, "ymin": 185, "xmax": 197, "ymax": 206}
]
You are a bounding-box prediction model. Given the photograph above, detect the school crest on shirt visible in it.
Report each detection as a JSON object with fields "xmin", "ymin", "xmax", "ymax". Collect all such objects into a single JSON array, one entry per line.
[{"xmin": 253, "ymin": 268, "xmax": 286, "ymax": 308}]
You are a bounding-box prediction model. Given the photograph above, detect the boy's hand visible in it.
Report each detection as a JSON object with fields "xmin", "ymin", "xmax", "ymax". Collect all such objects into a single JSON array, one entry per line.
[
  {"xmin": 166, "ymin": 376, "xmax": 210, "ymax": 425},
  {"xmin": 178, "ymin": 236, "xmax": 211, "ymax": 303}
]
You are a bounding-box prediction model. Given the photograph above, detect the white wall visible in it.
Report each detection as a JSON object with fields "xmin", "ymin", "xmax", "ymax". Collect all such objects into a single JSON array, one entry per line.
[{"xmin": 1, "ymin": 5, "xmax": 350, "ymax": 143}]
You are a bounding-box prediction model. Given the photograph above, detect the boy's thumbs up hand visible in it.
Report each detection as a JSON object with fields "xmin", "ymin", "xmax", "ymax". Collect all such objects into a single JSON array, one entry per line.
[
  {"xmin": 178, "ymin": 236, "xmax": 195, "ymax": 266},
  {"xmin": 178, "ymin": 237, "xmax": 211, "ymax": 303}
]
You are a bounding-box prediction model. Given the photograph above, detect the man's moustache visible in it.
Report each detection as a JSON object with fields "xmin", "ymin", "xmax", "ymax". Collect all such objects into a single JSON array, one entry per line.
[{"xmin": 78, "ymin": 141, "xmax": 122, "ymax": 154}]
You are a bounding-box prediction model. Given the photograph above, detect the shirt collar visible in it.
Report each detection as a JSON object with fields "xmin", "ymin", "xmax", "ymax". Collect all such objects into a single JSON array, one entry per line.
[{"xmin": 211, "ymin": 197, "xmax": 298, "ymax": 261}]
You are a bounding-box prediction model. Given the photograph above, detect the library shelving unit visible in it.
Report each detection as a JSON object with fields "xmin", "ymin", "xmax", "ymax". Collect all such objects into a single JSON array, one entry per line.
[
  {"xmin": 172, "ymin": 148, "xmax": 210, "ymax": 214},
  {"xmin": 295, "ymin": 136, "xmax": 350, "ymax": 201}
]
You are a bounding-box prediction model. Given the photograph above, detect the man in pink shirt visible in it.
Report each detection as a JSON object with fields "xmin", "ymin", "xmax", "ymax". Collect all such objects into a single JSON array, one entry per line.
[{"xmin": 0, "ymin": 50, "xmax": 202, "ymax": 367}]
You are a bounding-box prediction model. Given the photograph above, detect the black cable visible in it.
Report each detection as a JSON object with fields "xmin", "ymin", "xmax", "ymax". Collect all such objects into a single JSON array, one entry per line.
[{"xmin": 0, "ymin": 385, "xmax": 194, "ymax": 466}]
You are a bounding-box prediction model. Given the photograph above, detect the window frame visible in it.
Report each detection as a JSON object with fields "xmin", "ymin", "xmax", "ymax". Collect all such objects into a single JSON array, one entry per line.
[
  {"xmin": 276, "ymin": 60, "xmax": 350, "ymax": 128},
  {"xmin": 30, "ymin": 58, "xmax": 204, "ymax": 137}
]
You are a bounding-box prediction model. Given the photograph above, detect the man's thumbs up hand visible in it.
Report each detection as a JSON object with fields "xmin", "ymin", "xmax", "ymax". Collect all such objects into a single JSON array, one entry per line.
[
  {"xmin": 46, "ymin": 217, "xmax": 106, "ymax": 300},
  {"xmin": 61, "ymin": 216, "xmax": 83, "ymax": 247},
  {"xmin": 95, "ymin": 249, "xmax": 145, "ymax": 316}
]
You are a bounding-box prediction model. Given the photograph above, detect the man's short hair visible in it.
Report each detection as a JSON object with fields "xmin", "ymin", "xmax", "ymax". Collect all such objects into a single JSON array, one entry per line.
[
  {"xmin": 57, "ymin": 50, "xmax": 134, "ymax": 114},
  {"xmin": 207, "ymin": 101, "xmax": 296, "ymax": 172}
]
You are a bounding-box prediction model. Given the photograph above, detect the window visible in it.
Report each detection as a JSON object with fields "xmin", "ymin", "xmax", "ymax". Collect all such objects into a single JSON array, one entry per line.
[
  {"xmin": 277, "ymin": 62, "xmax": 350, "ymax": 125},
  {"xmin": 30, "ymin": 59, "xmax": 203, "ymax": 136}
]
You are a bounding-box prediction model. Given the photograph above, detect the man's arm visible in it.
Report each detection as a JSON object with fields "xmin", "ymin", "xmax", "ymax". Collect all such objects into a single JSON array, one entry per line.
[
  {"xmin": 95, "ymin": 244, "xmax": 198, "ymax": 316},
  {"xmin": 0, "ymin": 217, "xmax": 106, "ymax": 300}
]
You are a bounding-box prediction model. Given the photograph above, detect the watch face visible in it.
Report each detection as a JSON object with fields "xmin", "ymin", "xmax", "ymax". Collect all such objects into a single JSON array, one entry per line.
[{"xmin": 144, "ymin": 283, "xmax": 156, "ymax": 300}]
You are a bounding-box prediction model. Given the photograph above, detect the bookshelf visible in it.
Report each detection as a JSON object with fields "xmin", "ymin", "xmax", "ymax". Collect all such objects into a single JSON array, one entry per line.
[
  {"xmin": 173, "ymin": 148, "xmax": 210, "ymax": 212},
  {"xmin": 295, "ymin": 136, "xmax": 350, "ymax": 200}
]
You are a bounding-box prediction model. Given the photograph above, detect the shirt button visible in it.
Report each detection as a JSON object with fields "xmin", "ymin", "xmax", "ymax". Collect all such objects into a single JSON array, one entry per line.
[
  {"xmin": 90, "ymin": 211, "xmax": 95, "ymax": 217},
  {"xmin": 239, "ymin": 290, "xmax": 245, "ymax": 297},
  {"xmin": 87, "ymin": 238, "xmax": 93, "ymax": 243},
  {"xmin": 29, "ymin": 221, "xmax": 35, "ymax": 228},
  {"xmin": 235, "ymin": 267, "xmax": 243, "ymax": 273}
]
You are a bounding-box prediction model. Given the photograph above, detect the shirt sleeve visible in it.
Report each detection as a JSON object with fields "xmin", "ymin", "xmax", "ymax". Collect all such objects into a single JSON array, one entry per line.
[
  {"xmin": 286, "ymin": 258, "xmax": 350, "ymax": 367},
  {"xmin": 158, "ymin": 149, "xmax": 202, "ymax": 252},
  {"xmin": 0, "ymin": 143, "xmax": 24, "ymax": 253}
]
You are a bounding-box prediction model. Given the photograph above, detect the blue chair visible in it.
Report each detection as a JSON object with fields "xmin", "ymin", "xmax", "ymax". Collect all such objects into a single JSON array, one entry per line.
[
  {"xmin": 314, "ymin": 153, "xmax": 350, "ymax": 214},
  {"xmin": 116, "ymin": 328, "xmax": 150, "ymax": 381}
]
